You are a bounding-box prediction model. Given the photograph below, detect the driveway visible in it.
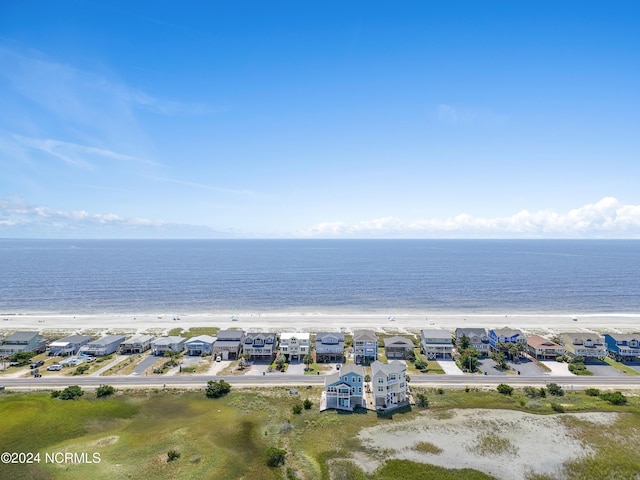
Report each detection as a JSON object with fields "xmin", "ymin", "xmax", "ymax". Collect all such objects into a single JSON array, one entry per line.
[
  {"xmin": 284, "ymin": 360, "xmax": 306, "ymax": 375},
  {"xmin": 507, "ymin": 358, "xmax": 545, "ymax": 377},
  {"xmin": 539, "ymin": 360, "xmax": 571, "ymax": 376},
  {"xmin": 586, "ymin": 359, "xmax": 628, "ymax": 377},
  {"xmin": 133, "ymin": 355, "xmax": 158, "ymax": 375},
  {"xmin": 477, "ymin": 358, "xmax": 506, "ymax": 376},
  {"xmin": 438, "ymin": 359, "xmax": 465, "ymax": 375}
]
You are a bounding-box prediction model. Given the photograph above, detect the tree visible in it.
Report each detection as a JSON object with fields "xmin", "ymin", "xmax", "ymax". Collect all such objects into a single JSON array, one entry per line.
[
  {"xmin": 96, "ymin": 384, "xmax": 116, "ymax": 398},
  {"xmin": 458, "ymin": 334, "xmax": 471, "ymax": 351},
  {"xmin": 547, "ymin": 383, "xmax": 564, "ymax": 396},
  {"xmin": 303, "ymin": 353, "xmax": 314, "ymax": 370},
  {"xmin": 490, "ymin": 351, "xmax": 508, "ymax": 370},
  {"xmin": 8, "ymin": 351, "xmax": 35, "ymax": 365},
  {"xmin": 266, "ymin": 446, "xmax": 286, "ymax": 467},
  {"xmin": 303, "ymin": 398, "xmax": 313, "ymax": 410},
  {"xmin": 59, "ymin": 385, "xmax": 84, "ymax": 400},
  {"xmin": 205, "ymin": 380, "xmax": 231, "ymax": 399},
  {"xmin": 275, "ymin": 354, "xmax": 287, "ymax": 369},
  {"xmin": 292, "ymin": 403, "xmax": 303, "ymax": 414},
  {"xmin": 414, "ymin": 358, "xmax": 427, "ymax": 371},
  {"xmin": 497, "ymin": 383, "xmax": 513, "ymax": 396},
  {"xmin": 238, "ymin": 356, "xmax": 248, "ymax": 370},
  {"xmin": 508, "ymin": 343, "xmax": 520, "ymax": 362},
  {"xmin": 459, "ymin": 349, "xmax": 480, "ymax": 372}
]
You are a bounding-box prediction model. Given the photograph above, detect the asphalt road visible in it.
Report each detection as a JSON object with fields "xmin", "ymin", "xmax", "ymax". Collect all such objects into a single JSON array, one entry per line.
[{"xmin": 2, "ymin": 374, "xmax": 640, "ymax": 390}]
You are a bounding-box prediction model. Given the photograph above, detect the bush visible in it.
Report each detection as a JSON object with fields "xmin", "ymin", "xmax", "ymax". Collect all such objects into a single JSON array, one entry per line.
[
  {"xmin": 600, "ymin": 391, "xmax": 627, "ymax": 405},
  {"xmin": 436, "ymin": 387, "xmax": 444, "ymax": 395},
  {"xmin": 547, "ymin": 383, "xmax": 564, "ymax": 396},
  {"xmin": 50, "ymin": 390, "xmax": 60, "ymax": 398},
  {"xmin": 167, "ymin": 449, "xmax": 181, "ymax": 462},
  {"xmin": 556, "ymin": 356, "xmax": 564, "ymax": 362},
  {"xmin": 303, "ymin": 398, "xmax": 313, "ymax": 410},
  {"xmin": 551, "ymin": 403, "xmax": 565, "ymax": 413},
  {"xmin": 96, "ymin": 384, "xmax": 116, "ymax": 398},
  {"xmin": 292, "ymin": 404, "xmax": 303, "ymax": 414},
  {"xmin": 497, "ymin": 383, "xmax": 513, "ymax": 396},
  {"xmin": 266, "ymin": 446, "xmax": 286, "ymax": 467},
  {"xmin": 205, "ymin": 380, "xmax": 231, "ymax": 399},
  {"xmin": 414, "ymin": 358, "xmax": 427, "ymax": 370},
  {"xmin": 416, "ymin": 393, "xmax": 429, "ymax": 408},
  {"xmin": 58, "ymin": 385, "xmax": 84, "ymax": 400},
  {"xmin": 72, "ymin": 364, "xmax": 90, "ymax": 375},
  {"xmin": 585, "ymin": 388, "xmax": 601, "ymax": 397}
]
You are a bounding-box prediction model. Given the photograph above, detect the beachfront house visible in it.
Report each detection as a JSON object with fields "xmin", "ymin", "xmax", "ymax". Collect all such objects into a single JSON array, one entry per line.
[
  {"xmin": 280, "ymin": 332, "xmax": 310, "ymax": 361},
  {"xmin": 47, "ymin": 335, "xmax": 93, "ymax": 356},
  {"xmin": 371, "ymin": 360, "xmax": 408, "ymax": 409},
  {"xmin": 243, "ymin": 332, "xmax": 277, "ymax": 360},
  {"xmin": 79, "ymin": 335, "xmax": 126, "ymax": 356},
  {"xmin": 353, "ymin": 330, "xmax": 378, "ymax": 365},
  {"xmin": 213, "ymin": 330, "xmax": 245, "ymax": 360},
  {"xmin": 383, "ymin": 336, "xmax": 415, "ymax": 360},
  {"xmin": 323, "ymin": 364, "xmax": 365, "ymax": 411},
  {"xmin": 119, "ymin": 334, "xmax": 155, "ymax": 354},
  {"xmin": 559, "ymin": 333, "xmax": 606, "ymax": 359},
  {"xmin": 0, "ymin": 331, "xmax": 44, "ymax": 356},
  {"xmin": 455, "ymin": 328, "xmax": 490, "ymax": 356},
  {"xmin": 489, "ymin": 327, "xmax": 526, "ymax": 352},
  {"xmin": 526, "ymin": 335, "xmax": 565, "ymax": 360},
  {"xmin": 185, "ymin": 335, "xmax": 216, "ymax": 356},
  {"xmin": 604, "ymin": 333, "xmax": 640, "ymax": 362},
  {"xmin": 315, "ymin": 332, "xmax": 345, "ymax": 363},
  {"xmin": 150, "ymin": 336, "xmax": 186, "ymax": 356},
  {"xmin": 420, "ymin": 329, "xmax": 453, "ymax": 359}
]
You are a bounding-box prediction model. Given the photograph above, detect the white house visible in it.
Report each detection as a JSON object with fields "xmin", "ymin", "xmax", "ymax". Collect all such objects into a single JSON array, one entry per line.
[
  {"xmin": 243, "ymin": 332, "xmax": 277, "ymax": 360},
  {"xmin": 120, "ymin": 335, "xmax": 155, "ymax": 354},
  {"xmin": 280, "ymin": 332, "xmax": 310, "ymax": 361},
  {"xmin": 150, "ymin": 336, "xmax": 186, "ymax": 356},
  {"xmin": 420, "ymin": 329, "xmax": 453, "ymax": 359},
  {"xmin": 371, "ymin": 360, "xmax": 408, "ymax": 408}
]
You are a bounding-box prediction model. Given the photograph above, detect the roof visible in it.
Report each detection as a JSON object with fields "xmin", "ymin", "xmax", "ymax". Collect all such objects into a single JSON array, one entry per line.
[
  {"xmin": 324, "ymin": 363, "xmax": 365, "ymax": 386},
  {"xmin": 383, "ymin": 336, "xmax": 414, "ymax": 348},
  {"xmin": 316, "ymin": 332, "xmax": 345, "ymax": 342},
  {"xmin": 216, "ymin": 330, "xmax": 245, "ymax": 340},
  {"xmin": 604, "ymin": 333, "xmax": 640, "ymax": 341},
  {"xmin": 244, "ymin": 332, "xmax": 277, "ymax": 341},
  {"xmin": 526, "ymin": 335, "xmax": 563, "ymax": 349},
  {"xmin": 186, "ymin": 335, "xmax": 216, "ymax": 344},
  {"xmin": 55, "ymin": 334, "xmax": 93, "ymax": 344},
  {"xmin": 4, "ymin": 331, "xmax": 40, "ymax": 342},
  {"xmin": 560, "ymin": 332, "xmax": 604, "ymax": 343},
  {"xmin": 88, "ymin": 335, "xmax": 126, "ymax": 346},
  {"xmin": 455, "ymin": 328, "xmax": 487, "ymax": 339},
  {"xmin": 151, "ymin": 336, "xmax": 185, "ymax": 346},
  {"xmin": 280, "ymin": 332, "xmax": 310, "ymax": 341},
  {"xmin": 353, "ymin": 329, "xmax": 377, "ymax": 341},
  {"xmin": 371, "ymin": 360, "xmax": 406, "ymax": 376},
  {"xmin": 420, "ymin": 329, "xmax": 451, "ymax": 340},
  {"xmin": 122, "ymin": 335, "xmax": 155, "ymax": 344},
  {"xmin": 491, "ymin": 327, "xmax": 524, "ymax": 337}
]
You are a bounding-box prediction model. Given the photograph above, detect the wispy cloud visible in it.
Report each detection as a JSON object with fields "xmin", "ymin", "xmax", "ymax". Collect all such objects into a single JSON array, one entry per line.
[
  {"xmin": 150, "ymin": 176, "xmax": 261, "ymax": 197},
  {"xmin": 300, "ymin": 198, "xmax": 640, "ymax": 238},
  {"xmin": 11, "ymin": 134, "xmax": 154, "ymax": 169}
]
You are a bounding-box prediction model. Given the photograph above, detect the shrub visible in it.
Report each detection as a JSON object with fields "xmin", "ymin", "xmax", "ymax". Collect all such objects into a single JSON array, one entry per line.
[
  {"xmin": 497, "ymin": 383, "xmax": 513, "ymax": 396},
  {"xmin": 72, "ymin": 364, "xmax": 90, "ymax": 375},
  {"xmin": 50, "ymin": 390, "xmax": 60, "ymax": 398},
  {"xmin": 96, "ymin": 384, "xmax": 116, "ymax": 398},
  {"xmin": 205, "ymin": 380, "xmax": 231, "ymax": 399},
  {"xmin": 416, "ymin": 393, "xmax": 429, "ymax": 408},
  {"xmin": 266, "ymin": 446, "xmax": 286, "ymax": 467},
  {"xmin": 303, "ymin": 398, "xmax": 313, "ymax": 410},
  {"xmin": 585, "ymin": 388, "xmax": 601, "ymax": 397},
  {"xmin": 58, "ymin": 385, "xmax": 84, "ymax": 400},
  {"xmin": 167, "ymin": 450, "xmax": 181, "ymax": 462},
  {"xmin": 414, "ymin": 358, "xmax": 427, "ymax": 370},
  {"xmin": 547, "ymin": 383, "xmax": 564, "ymax": 396},
  {"xmin": 551, "ymin": 403, "xmax": 565, "ymax": 413},
  {"xmin": 556, "ymin": 356, "xmax": 564, "ymax": 362},
  {"xmin": 600, "ymin": 391, "xmax": 627, "ymax": 405},
  {"xmin": 292, "ymin": 404, "xmax": 303, "ymax": 414},
  {"xmin": 436, "ymin": 387, "xmax": 445, "ymax": 395}
]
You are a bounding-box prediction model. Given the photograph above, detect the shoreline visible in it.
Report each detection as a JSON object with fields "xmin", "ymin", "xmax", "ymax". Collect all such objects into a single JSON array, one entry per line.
[{"xmin": 1, "ymin": 311, "xmax": 639, "ymax": 335}]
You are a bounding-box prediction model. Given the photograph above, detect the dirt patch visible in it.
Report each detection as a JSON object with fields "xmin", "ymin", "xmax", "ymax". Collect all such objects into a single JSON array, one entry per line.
[
  {"xmin": 91, "ymin": 435, "xmax": 119, "ymax": 447},
  {"xmin": 356, "ymin": 409, "xmax": 618, "ymax": 480}
]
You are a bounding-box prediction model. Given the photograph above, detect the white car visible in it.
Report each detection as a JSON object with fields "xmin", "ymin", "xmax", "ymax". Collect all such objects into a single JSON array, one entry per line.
[{"xmin": 47, "ymin": 364, "xmax": 62, "ymax": 371}]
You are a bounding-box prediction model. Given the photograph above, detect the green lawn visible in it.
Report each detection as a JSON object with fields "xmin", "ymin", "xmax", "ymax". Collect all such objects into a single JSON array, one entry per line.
[{"xmin": 603, "ymin": 357, "xmax": 640, "ymax": 376}]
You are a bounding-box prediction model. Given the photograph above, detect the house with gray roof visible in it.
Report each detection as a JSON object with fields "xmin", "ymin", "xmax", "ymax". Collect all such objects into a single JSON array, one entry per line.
[
  {"xmin": 185, "ymin": 335, "xmax": 216, "ymax": 356},
  {"xmin": 455, "ymin": 328, "xmax": 490, "ymax": 355},
  {"xmin": 150, "ymin": 336, "xmax": 186, "ymax": 356},
  {"xmin": 559, "ymin": 332, "xmax": 606, "ymax": 359},
  {"xmin": 315, "ymin": 332, "xmax": 345, "ymax": 362},
  {"xmin": 213, "ymin": 330, "xmax": 245, "ymax": 360},
  {"xmin": 120, "ymin": 335, "xmax": 155, "ymax": 354},
  {"xmin": 243, "ymin": 332, "xmax": 277, "ymax": 360},
  {"xmin": 79, "ymin": 335, "xmax": 126, "ymax": 356},
  {"xmin": 420, "ymin": 329, "xmax": 453, "ymax": 359},
  {"xmin": 0, "ymin": 331, "xmax": 44, "ymax": 356},
  {"xmin": 47, "ymin": 335, "xmax": 93, "ymax": 356},
  {"xmin": 383, "ymin": 336, "xmax": 415, "ymax": 360},
  {"xmin": 353, "ymin": 330, "xmax": 378, "ymax": 365}
]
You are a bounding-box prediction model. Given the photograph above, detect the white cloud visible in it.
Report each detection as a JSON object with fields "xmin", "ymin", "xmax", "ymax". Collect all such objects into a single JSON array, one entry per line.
[{"xmin": 300, "ymin": 198, "xmax": 640, "ymax": 238}]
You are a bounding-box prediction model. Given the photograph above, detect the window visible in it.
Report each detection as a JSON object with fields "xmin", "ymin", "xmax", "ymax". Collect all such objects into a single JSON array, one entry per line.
[
  {"xmin": 377, "ymin": 386, "xmax": 384, "ymax": 392},
  {"xmin": 378, "ymin": 378, "xmax": 383, "ymax": 383},
  {"xmin": 358, "ymin": 387, "xmax": 362, "ymax": 393}
]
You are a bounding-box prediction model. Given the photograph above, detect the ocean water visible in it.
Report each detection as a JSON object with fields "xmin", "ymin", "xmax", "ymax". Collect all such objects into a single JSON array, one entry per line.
[{"xmin": 0, "ymin": 239, "xmax": 639, "ymax": 314}]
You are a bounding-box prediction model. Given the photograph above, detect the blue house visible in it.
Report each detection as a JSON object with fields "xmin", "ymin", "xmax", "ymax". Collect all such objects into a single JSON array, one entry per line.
[
  {"xmin": 604, "ymin": 333, "xmax": 640, "ymax": 362},
  {"xmin": 323, "ymin": 364, "xmax": 365, "ymax": 411},
  {"xmin": 489, "ymin": 327, "xmax": 526, "ymax": 352}
]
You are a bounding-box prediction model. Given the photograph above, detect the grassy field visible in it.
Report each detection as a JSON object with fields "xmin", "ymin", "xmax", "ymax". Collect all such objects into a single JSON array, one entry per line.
[{"xmin": 1, "ymin": 386, "xmax": 640, "ymax": 480}]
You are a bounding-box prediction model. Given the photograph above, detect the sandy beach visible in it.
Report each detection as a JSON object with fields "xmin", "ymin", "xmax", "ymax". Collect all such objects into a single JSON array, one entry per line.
[{"xmin": 1, "ymin": 311, "xmax": 639, "ymax": 336}]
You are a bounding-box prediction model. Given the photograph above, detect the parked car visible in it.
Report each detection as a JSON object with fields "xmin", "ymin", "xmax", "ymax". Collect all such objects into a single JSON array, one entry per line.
[
  {"xmin": 32, "ymin": 369, "xmax": 42, "ymax": 377},
  {"xmin": 30, "ymin": 360, "xmax": 45, "ymax": 369},
  {"xmin": 47, "ymin": 364, "xmax": 62, "ymax": 371}
]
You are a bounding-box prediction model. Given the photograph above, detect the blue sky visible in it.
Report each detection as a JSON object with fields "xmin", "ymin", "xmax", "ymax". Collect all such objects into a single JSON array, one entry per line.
[{"xmin": 1, "ymin": 1, "xmax": 639, "ymax": 238}]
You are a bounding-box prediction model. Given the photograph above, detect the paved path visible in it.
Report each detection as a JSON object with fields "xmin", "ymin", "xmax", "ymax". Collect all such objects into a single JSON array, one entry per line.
[
  {"xmin": 438, "ymin": 359, "xmax": 465, "ymax": 375},
  {"xmin": 90, "ymin": 355, "xmax": 128, "ymax": 376}
]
